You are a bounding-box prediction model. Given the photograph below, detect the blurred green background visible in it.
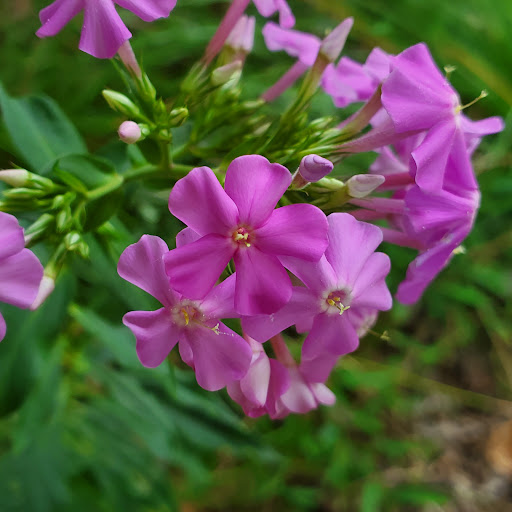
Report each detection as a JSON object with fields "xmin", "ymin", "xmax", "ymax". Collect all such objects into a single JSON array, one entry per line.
[{"xmin": 0, "ymin": 0, "xmax": 511, "ymax": 510}]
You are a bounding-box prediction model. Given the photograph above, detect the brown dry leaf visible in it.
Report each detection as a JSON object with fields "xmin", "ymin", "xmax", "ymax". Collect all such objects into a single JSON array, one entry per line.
[{"xmin": 486, "ymin": 420, "xmax": 512, "ymax": 476}]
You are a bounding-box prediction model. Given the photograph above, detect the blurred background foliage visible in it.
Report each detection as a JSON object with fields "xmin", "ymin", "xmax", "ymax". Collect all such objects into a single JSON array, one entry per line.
[{"xmin": 0, "ymin": 0, "xmax": 511, "ymax": 510}]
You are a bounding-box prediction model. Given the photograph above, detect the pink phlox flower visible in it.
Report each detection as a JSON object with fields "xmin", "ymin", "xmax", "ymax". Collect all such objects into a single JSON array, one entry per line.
[
  {"xmin": 118, "ymin": 234, "xmax": 252, "ymax": 391},
  {"xmin": 253, "ymin": 0, "xmax": 295, "ymax": 28},
  {"xmin": 322, "ymin": 47, "xmax": 391, "ymax": 108},
  {"xmin": 395, "ymin": 186, "xmax": 479, "ymax": 304},
  {"xmin": 227, "ymin": 336, "xmax": 290, "ymax": 418},
  {"xmin": 242, "ymin": 213, "xmax": 392, "ymax": 381},
  {"xmin": 262, "ymin": 22, "xmax": 321, "ymax": 66},
  {"xmin": 381, "ymin": 43, "xmax": 503, "ymax": 192},
  {"xmin": 164, "ymin": 155, "xmax": 329, "ymax": 316},
  {"xmin": 37, "ymin": 0, "xmax": 177, "ymax": 58},
  {"xmin": 0, "ymin": 213, "xmax": 44, "ymax": 341}
]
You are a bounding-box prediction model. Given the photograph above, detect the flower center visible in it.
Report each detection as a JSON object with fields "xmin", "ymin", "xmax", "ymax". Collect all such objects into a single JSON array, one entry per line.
[
  {"xmin": 231, "ymin": 226, "xmax": 253, "ymax": 248},
  {"xmin": 171, "ymin": 301, "xmax": 221, "ymax": 335},
  {"xmin": 323, "ymin": 290, "xmax": 352, "ymax": 315}
]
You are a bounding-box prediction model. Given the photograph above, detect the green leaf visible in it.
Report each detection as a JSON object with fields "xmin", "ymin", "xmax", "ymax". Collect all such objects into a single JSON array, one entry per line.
[{"xmin": 0, "ymin": 84, "xmax": 86, "ymax": 173}]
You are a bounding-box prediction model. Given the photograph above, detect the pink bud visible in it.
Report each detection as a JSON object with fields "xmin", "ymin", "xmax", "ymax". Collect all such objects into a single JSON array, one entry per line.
[
  {"xmin": 30, "ymin": 275, "xmax": 55, "ymax": 310},
  {"xmin": 118, "ymin": 121, "xmax": 141, "ymax": 144},
  {"xmin": 298, "ymin": 155, "xmax": 334, "ymax": 182},
  {"xmin": 226, "ymin": 15, "xmax": 255, "ymax": 53},
  {"xmin": 319, "ymin": 17, "xmax": 354, "ymax": 63},
  {"xmin": 347, "ymin": 174, "xmax": 385, "ymax": 198}
]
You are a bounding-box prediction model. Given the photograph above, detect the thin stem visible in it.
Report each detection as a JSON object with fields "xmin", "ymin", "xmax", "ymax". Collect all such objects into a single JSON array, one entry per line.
[{"xmin": 86, "ymin": 175, "xmax": 124, "ymax": 201}]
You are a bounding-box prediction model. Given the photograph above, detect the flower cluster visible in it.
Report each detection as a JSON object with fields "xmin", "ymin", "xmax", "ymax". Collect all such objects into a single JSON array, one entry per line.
[
  {"xmin": 119, "ymin": 156, "xmax": 392, "ymax": 416},
  {"xmin": 2, "ymin": 0, "xmax": 497, "ymax": 419}
]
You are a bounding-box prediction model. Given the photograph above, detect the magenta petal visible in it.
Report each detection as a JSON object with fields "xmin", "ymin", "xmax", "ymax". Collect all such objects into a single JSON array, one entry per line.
[
  {"xmin": 186, "ymin": 324, "xmax": 252, "ymax": 391},
  {"xmin": 278, "ymin": 367, "xmax": 317, "ymax": 414},
  {"xmin": 0, "ymin": 313, "xmax": 5, "ymax": 341},
  {"xmin": 242, "ymin": 286, "xmax": 318, "ymax": 342},
  {"xmin": 234, "ymin": 249, "xmax": 292, "ymax": 315},
  {"xmin": 325, "ymin": 213, "xmax": 383, "ymax": 286},
  {"xmin": 169, "ymin": 167, "xmax": 238, "ymax": 236},
  {"xmin": 118, "ymin": 235, "xmax": 177, "ymax": 307},
  {"xmin": 0, "ymin": 249, "xmax": 43, "ymax": 309},
  {"xmin": 411, "ymin": 119, "xmax": 456, "ymax": 192},
  {"xmin": 37, "ymin": 0, "xmax": 84, "ymax": 38},
  {"xmin": 176, "ymin": 227, "xmax": 201, "ymax": 248},
  {"xmin": 255, "ymin": 204, "xmax": 328, "ymax": 261},
  {"xmin": 300, "ymin": 354, "xmax": 339, "ymax": 383},
  {"xmin": 0, "ymin": 213, "xmax": 25, "ymax": 260},
  {"xmin": 443, "ymin": 128, "xmax": 478, "ymax": 192},
  {"xmin": 178, "ymin": 335, "xmax": 194, "ymax": 367},
  {"xmin": 280, "ymin": 254, "xmax": 337, "ymax": 295},
  {"xmin": 115, "ymin": 0, "xmax": 177, "ymax": 22},
  {"xmin": 224, "ymin": 155, "xmax": 292, "ymax": 227},
  {"xmin": 302, "ymin": 312, "xmax": 359, "ymax": 359},
  {"xmin": 262, "ymin": 22, "xmax": 320, "ymax": 66},
  {"xmin": 240, "ymin": 351, "xmax": 271, "ymax": 406},
  {"xmin": 351, "ymin": 252, "xmax": 392, "ymax": 311},
  {"xmin": 79, "ymin": 0, "xmax": 132, "ymax": 58},
  {"xmin": 200, "ymin": 274, "xmax": 238, "ymax": 320},
  {"xmin": 123, "ymin": 308, "xmax": 180, "ymax": 368},
  {"xmin": 164, "ymin": 234, "xmax": 234, "ymax": 300},
  {"xmin": 276, "ymin": 0, "xmax": 295, "ymax": 28}
]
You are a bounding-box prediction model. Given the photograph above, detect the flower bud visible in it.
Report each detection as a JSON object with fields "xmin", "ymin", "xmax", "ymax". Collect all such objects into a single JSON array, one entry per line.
[
  {"xmin": 319, "ymin": 18, "xmax": 354, "ymax": 63},
  {"xmin": 211, "ymin": 61, "xmax": 243, "ymax": 86},
  {"xmin": 0, "ymin": 169, "xmax": 29, "ymax": 187},
  {"xmin": 30, "ymin": 275, "xmax": 55, "ymax": 311},
  {"xmin": 102, "ymin": 90, "xmax": 141, "ymax": 118},
  {"xmin": 24, "ymin": 213, "xmax": 54, "ymax": 245},
  {"xmin": 226, "ymin": 15, "xmax": 255, "ymax": 54},
  {"xmin": 347, "ymin": 174, "xmax": 385, "ymax": 198},
  {"xmin": 169, "ymin": 107, "xmax": 189, "ymax": 127},
  {"xmin": 118, "ymin": 121, "xmax": 142, "ymax": 144},
  {"xmin": 299, "ymin": 155, "xmax": 334, "ymax": 182}
]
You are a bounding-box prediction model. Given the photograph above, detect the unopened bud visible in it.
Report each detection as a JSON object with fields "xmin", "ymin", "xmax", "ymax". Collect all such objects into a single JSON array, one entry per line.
[
  {"xmin": 226, "ymin": 15, "xmax": 255, "ymax": 54},
  {"xmin": 347, "ymin": 174, "xmax": 385, "ymax": 198},
  {"xmin": 319, "ymin": 18, "xmax": 354, "ymax": 63},
  {"xmin": 2, "ymin": 187, "xmax": 46, "ymax": 199},
  {"xmin": 118, "ymin": 121, "xmax": 142, "ymax": 144},
  {"xmin": 0, "ymin": 169, "xmax": 29, "ymax": 187},
  {"xmin": 137, "ymin": 72, "xmax": 157, "ymax": 102},
  {"xmin": 24, "ymin": 214, "xmax": 54, "ymax": 245},
  {"xmin": 299, "ymin": 155, "xmax": 334, "ymax": 182},
  {"xmin": 30, "ymin": 275, "xmax": 55, "ymax": 310},
  {"xmin": 169, "ymin": 107, "xmax": 189, "ymax": 127},
  {"xmin": 102, "ymin": 90, "xmax": 141, "ymax": 118},
  {"xmin": 211, "ymin": 61, "xmax": 242, "ymax": 86}
]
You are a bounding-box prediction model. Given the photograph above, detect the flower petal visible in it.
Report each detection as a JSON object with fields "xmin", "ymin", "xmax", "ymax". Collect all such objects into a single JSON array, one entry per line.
[
  {"xmin": 115, "ymin": 0, "xmax": 177, "ymax": 22},
  {"xmin": 164, "ymin": 234, "xmax": 234, "ymax": 300},
  {"xmin": 123, "ymin": 308, "xmax": 180, "ymax": 368},
  {"xmin": 0, "ymin": 249, "xmax": 43, "ymax": 309},
  {"xmin": 234, "ymin": 248, "xmax": 292, "ymax": 315},
  {"xmin": 118, "ymin": 235, "xmax": 176, "ymax": 307},
  {"xmin": 200, "ymin": 274, "xmax": 238, "ymax": 320},
  {"xmin": 0, "ymin": 313, "xmax": 6, "ymax": 342},
  {"xmin": 240, "ymin": 351, "xmax": 271, "ymax": 407},
  {"xmin": 169, "ymin": 166, "xmax": 238, "ymax": 236},
  {"xmin": 186, "ymin": 323, "xmax": 252, "ymax": 391},
  {"xmin": 80, "ymin": 0, "xmax": 132, "ymax": 58},
  {"xmin": 279, "ymin": 254, "xmax": 337, "ymax": 295},
  {"xmin": 242, "ymin": 286, "xmax": 317, "ymax": 342},
  {"xmin": 300, "ymin": 354, "xmax": 339, "ymax": 383},
  {"xmin": 255, "ymin": 203, "xmax": 328, "ymax": 261},
  {"xmin": 176, "ymin": 227, "xmax": 201, "ymax": 248},
  {"xmin": 302, "ymin": 312, "xmax": 359, "ymax": 360},
  {"xmin": 37, "ymin": 0, "xmax": 84, "ymax": 38},
  {"xmin": 351, "ymin": 252, "xmax": 392, "ymax": 311},
  {"xmin": 325, "ymin": 213, "xmax": 383, "ymax": 287},
  {"xmin": 224, "ymin": 155, "xmax": 292, "ymax": 227},
  {"xmin": 0, "ymin": 213, "xmax": 25, "ymax": 260}
]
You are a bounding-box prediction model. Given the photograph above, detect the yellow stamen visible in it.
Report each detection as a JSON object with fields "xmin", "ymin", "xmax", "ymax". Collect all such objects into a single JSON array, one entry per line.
[
  {"xmin": 211, "ymin": 323, "xmax": 220, "ymax": 335},
  {"xmin": 455, "ymin": 90, "xmax": 488, "ymax": 113},
  {"xmin": 181, "ymin": 308, "xmax": 190, "ymax": 326},
  {"xmin": 444, "ymin": 64, "xmax": 456, "ymax": 78}
]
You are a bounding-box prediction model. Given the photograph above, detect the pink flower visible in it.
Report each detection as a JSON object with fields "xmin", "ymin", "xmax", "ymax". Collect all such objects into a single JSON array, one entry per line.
[
  {"xmin": 164, "ymin": 155, "xmax": 329, "ymax": 316},
  {"xmin": 0, "ymin": 213, "xmax": 44, "ymax": 341},
  {"xmin": 118, "ymin": 235, "xmax": 252, "ymax": 391},
  {"xmin": 253, "ymin": 0, "xmax": 294, "ymax": 28},
  {"xmin": 243, "ymin": 213, "xmax": 392, "ymax": 380},
  {"xmin": 227, "ymin": 336, "xmax": 290, "ymax": 418},
  {"xmin": 37, "ymin": 0, "xmax": 177, "ymax": 59}
]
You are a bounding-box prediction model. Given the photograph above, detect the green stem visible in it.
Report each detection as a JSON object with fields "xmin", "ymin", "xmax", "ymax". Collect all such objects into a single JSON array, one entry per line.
[{"xmin": 86, "ymin": 175, "xmax": 124, "ymax": 201}]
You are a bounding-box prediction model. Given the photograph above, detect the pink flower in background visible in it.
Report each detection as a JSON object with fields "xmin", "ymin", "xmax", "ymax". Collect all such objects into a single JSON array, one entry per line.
[
  {"xmin": 253, "ymin": 0, "xmax": 294, "ymax": 28},
  {"xmin": 118, "ymin": 235, "xmax": 252, "ymax": 391},
  {"xmin": 243, "ymin": 213, "xmax": 392, "ymax": 381},
  {"xmin": 37, "ymin": 0, "xmax": 177, "ymax": 58},
  {"xmin": 0, "ymin": 213, "xmax": 44, "ymax": 341},
  {"xmin": 164, "ymin": 155, "xmax": 329, "ymax": 316}
]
